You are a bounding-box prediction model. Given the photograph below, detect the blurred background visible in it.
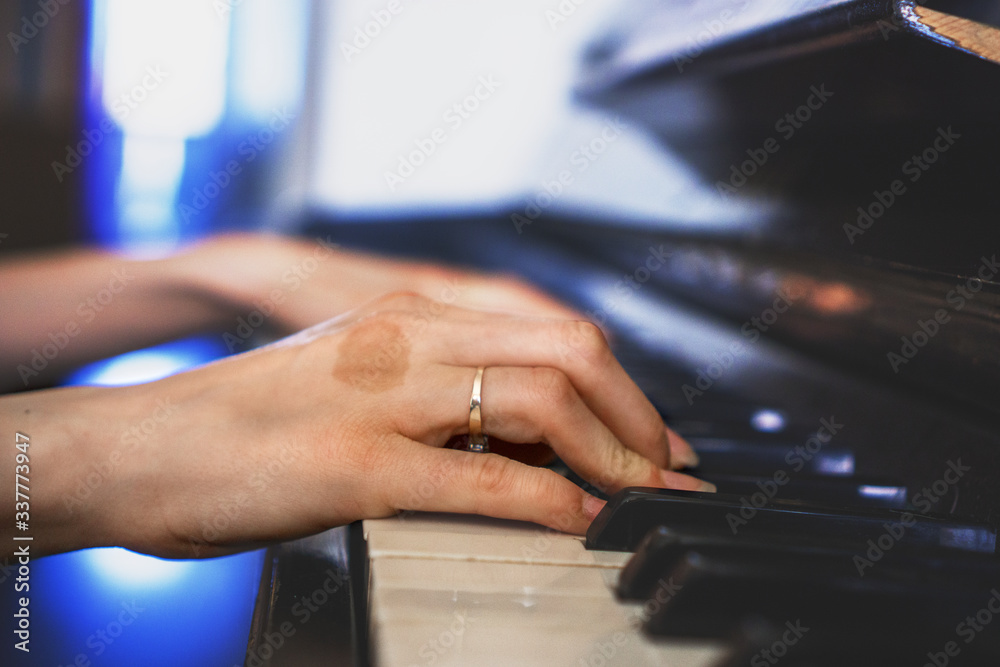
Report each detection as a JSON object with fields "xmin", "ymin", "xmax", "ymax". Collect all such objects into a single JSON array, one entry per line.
[
  {"xmin": 3, "ymin": 1, "xmax": 1000, "ymax": 665},
  {"xmin": 0, "ymin": 1, "xmax": 720, "ymax": 665},
  {"xmin": 0, "ymin": 0, "xmax": 731, "ymax": 258}
]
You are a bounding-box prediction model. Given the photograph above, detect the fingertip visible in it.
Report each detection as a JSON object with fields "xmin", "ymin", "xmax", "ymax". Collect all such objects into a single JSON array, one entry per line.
[
  {"xmin": 659, "ymin": 469, "xmax": 716, "ymax": 493},
  {"xmin": 582, "ymin": 494, "xmax": 606, "ymax": 522},
  {"xmin": 667, "ymin": 428, "xmax": 700, "ymax": 469}
]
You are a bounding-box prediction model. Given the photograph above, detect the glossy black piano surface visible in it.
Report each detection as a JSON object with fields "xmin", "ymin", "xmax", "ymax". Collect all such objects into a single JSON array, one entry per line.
[{"xmin": 251, "ymin": 1, "xmax": 1000, "ymax": 664}]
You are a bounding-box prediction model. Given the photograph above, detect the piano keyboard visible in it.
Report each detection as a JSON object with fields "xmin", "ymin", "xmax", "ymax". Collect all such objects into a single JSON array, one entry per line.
[
  {"xmin": 276, "ymin": 0, "xmax": 1000, "ymax": 659},
  {"xmin": 363, "ymin": 480, "xmax": 999, "ymax": 666},
  {"xmin": 363, "ymin": 512, "xmax": 725, "ymax": 667}
]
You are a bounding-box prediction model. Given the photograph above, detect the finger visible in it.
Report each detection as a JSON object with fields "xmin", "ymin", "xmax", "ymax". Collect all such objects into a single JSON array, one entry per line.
[
  {"xmin": 335, "ymin": 297, "xmax": 672, "ymax": 468},
  {"xmin": 667, "ymin": 427, "xmax": 700, "ymax": 469},
  {"xmin": 423, "ymin": 365, "xmax": 712, "ymax": 495},
  {"xmin": 480, "ymin": 366, "xmax": 712, "ymax": 493},
  {"xmin": 384, "ymin": 437, "xmax": 604, "ymax": 535},
  {"xmin": 423, "ymin": 317, "xmax": 671, "ymax": 468},
  {"xmin": 452, "ymin": 277, "xmax": 584, "ymax": 320}
]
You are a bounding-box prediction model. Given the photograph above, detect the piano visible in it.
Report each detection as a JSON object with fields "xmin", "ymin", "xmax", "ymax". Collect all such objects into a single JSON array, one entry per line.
[{"xmin": 243, "ymin": 1, "xmax": 1000, "ymax": 664}]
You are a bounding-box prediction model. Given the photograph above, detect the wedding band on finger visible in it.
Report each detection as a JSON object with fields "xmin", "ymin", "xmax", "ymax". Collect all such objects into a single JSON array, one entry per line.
[{"xmin": 467, "ymin": 366, "xmax": 489, "ymax": 453}]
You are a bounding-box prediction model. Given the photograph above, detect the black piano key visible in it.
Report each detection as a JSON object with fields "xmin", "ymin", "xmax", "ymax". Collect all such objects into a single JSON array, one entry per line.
[
  {"xmin": 643, "ymin": 548, "xmax": 1000, "ymax": 644},
  {"xmin": 618, "ymin": 526, "xmax": 1000, "ymax": 602},
  {"xmin": 687, "ymin": 436, "xmax": 856, "ymax": 477},
  {"xmin": 585, "ymin": 487, "xmax": 997, "ymax": 553},
  {"xmin": 713, "ymin": 617, "xmax": 1000, "ymax": 667},
  {"xmin": 700, "ymin": 473, "xmax": 909, "ymax": 509}
]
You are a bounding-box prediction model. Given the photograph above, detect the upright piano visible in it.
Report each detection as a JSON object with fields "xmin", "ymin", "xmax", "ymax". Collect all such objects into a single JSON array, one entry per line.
[{"xmin": 245, "ymin": 1, "xmax": 1000, "ymax": 664}]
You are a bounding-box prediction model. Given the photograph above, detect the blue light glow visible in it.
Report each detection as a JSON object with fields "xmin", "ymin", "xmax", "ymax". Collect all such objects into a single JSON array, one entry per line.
[
  {"xmin": 858, "ymin": 485, "xmax": 908, "ymax": 500},
  {"xmin": 63, "ymin": 337, "xmax": 227, "ymax": 387},
  {"xmin": 750, "ymin": 409, "xmax": 786, "ymax": 433},
  {"xmin": 13, "ymin": 547, "xmax": 266, "ymax": 667},
  {"xmin": 816, "ymin": 453, "xmax": 856, "ymax": 476},
  {"xmin": 84, "ymin": 548, "xmax": 194, "ymax": 587}
]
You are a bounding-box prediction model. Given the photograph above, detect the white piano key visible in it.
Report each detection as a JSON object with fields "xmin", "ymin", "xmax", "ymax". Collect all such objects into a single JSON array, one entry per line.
[
  {"xmin": 365, "ymin": 513, "xmax": 630, "ymax": 568},
  {"xmin": 367, "ymin": 513, "xmax": 725, "ymax": 666}
]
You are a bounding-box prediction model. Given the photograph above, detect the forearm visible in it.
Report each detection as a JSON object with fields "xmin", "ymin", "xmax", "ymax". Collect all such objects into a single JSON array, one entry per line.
[
  {"xmin": 0, "ymin": 248, "xmax": 237, "ymax": 392},
  {"xmin": 0, "ymin": 386, "xmax": 140, "ymax": 557}
]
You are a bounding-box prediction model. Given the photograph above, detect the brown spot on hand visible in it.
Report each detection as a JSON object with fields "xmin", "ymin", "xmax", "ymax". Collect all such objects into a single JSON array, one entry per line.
[{"xmin": 333, "ymin": 319, "xmax": 412, "ymax": 393}]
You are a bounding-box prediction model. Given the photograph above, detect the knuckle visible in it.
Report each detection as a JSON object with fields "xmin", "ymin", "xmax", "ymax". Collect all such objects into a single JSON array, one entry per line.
[
  {"xmin": 496, "ymin": 275, "xmax": 532, "ymax": 294},
  {"xmin": 356, "ymin": 304, "xmax": 429, "ymax": 339},
  {"xmin": 601, "ymin": 445, "xmax": 656, "ymax": 489},
  {"xmin": 522, "ymin": 469, "xmax": 567, "ymax": 504},
  {"xmin": 372, "ymin": 291, "xmax": 431, "ymax": 312},
  {"xmin": 526, "ymin": 367, "xmax": 576, "ymax": 410},
  {"xmin": 467, "ymin": 455, "xmax": 519, "ymax": 500},
  {"xmin": 560, "ymin": 320, "xmax": 611, "ymax": 368}
]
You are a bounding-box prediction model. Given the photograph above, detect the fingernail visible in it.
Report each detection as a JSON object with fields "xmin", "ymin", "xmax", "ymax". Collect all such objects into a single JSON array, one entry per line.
[
  {"xmin": 583, "ymin": 495, "xmax": 607, "ymax": 521},
  {"xmin": 667, "ymin": 428, "xmax": 700, "ymax": 468},
  {"xmin": 673, "ymin": 447, "xmax": 700, "ymax": 469},
  {"xmin": 698, "ymin": 481, "xmax": 718, "ymax": 493}
]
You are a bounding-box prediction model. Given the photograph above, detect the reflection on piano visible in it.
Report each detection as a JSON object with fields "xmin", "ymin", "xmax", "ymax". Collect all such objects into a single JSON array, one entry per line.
[{"xmin": 245, "ymin": 1, "xmax": 1000, "ymax": 664}]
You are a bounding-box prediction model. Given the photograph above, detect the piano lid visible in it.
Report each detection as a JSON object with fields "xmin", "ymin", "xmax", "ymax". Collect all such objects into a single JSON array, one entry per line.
[
  {"xmin": 574, "ymin": 0, "xmax": 1000, "ymax": 275},
  {"xmin": 556, "ymin": 0, "xmax": 1000, "ymax": 422}
]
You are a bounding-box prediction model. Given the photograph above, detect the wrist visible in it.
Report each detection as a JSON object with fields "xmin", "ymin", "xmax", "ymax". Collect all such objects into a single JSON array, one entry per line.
[{"xmin": 3, "ymin": 385, "xmax": 147, "ymax": 556}]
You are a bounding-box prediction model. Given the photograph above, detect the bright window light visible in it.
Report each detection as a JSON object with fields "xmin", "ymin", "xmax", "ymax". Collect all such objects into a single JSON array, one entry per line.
[
  {"xmin": 99, "ymin": 0, "xmax": 231, "ymax": 137},
  {"xmin": 310, "ymin": 0, "xmax": 615, "ymax": 213},
  {"xmin": 230, "ymin": 0, "xmax": 308, "ymax": 123},
  {"xmin": 116, "ymin": 134, "xmax": 186, "ymax": 248}
]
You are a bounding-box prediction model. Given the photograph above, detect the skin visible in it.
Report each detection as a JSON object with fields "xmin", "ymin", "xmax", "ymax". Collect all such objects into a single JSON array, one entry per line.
[{"xmin": 0, "ymin": 235, "xmax": 709, "ymax": 559}]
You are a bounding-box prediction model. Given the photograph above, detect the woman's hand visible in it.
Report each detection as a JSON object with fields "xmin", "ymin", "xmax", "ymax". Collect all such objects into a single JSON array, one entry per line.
[
  {"xmin": 12, "ymin": 293, "xmax": 708, "ymax": 559},
  {"xmin": 0, "ymin": 233, "xmax": 580, "ymax": 390},
  {"xmin": 171, "ymin": 233, "xmax": 583, "ymax": 337}
]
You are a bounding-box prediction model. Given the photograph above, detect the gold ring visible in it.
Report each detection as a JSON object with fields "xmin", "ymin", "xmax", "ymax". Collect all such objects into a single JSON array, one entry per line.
[{"xmin": 468, "ymin": 367, "xmax": 489, "ymax": 453}]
